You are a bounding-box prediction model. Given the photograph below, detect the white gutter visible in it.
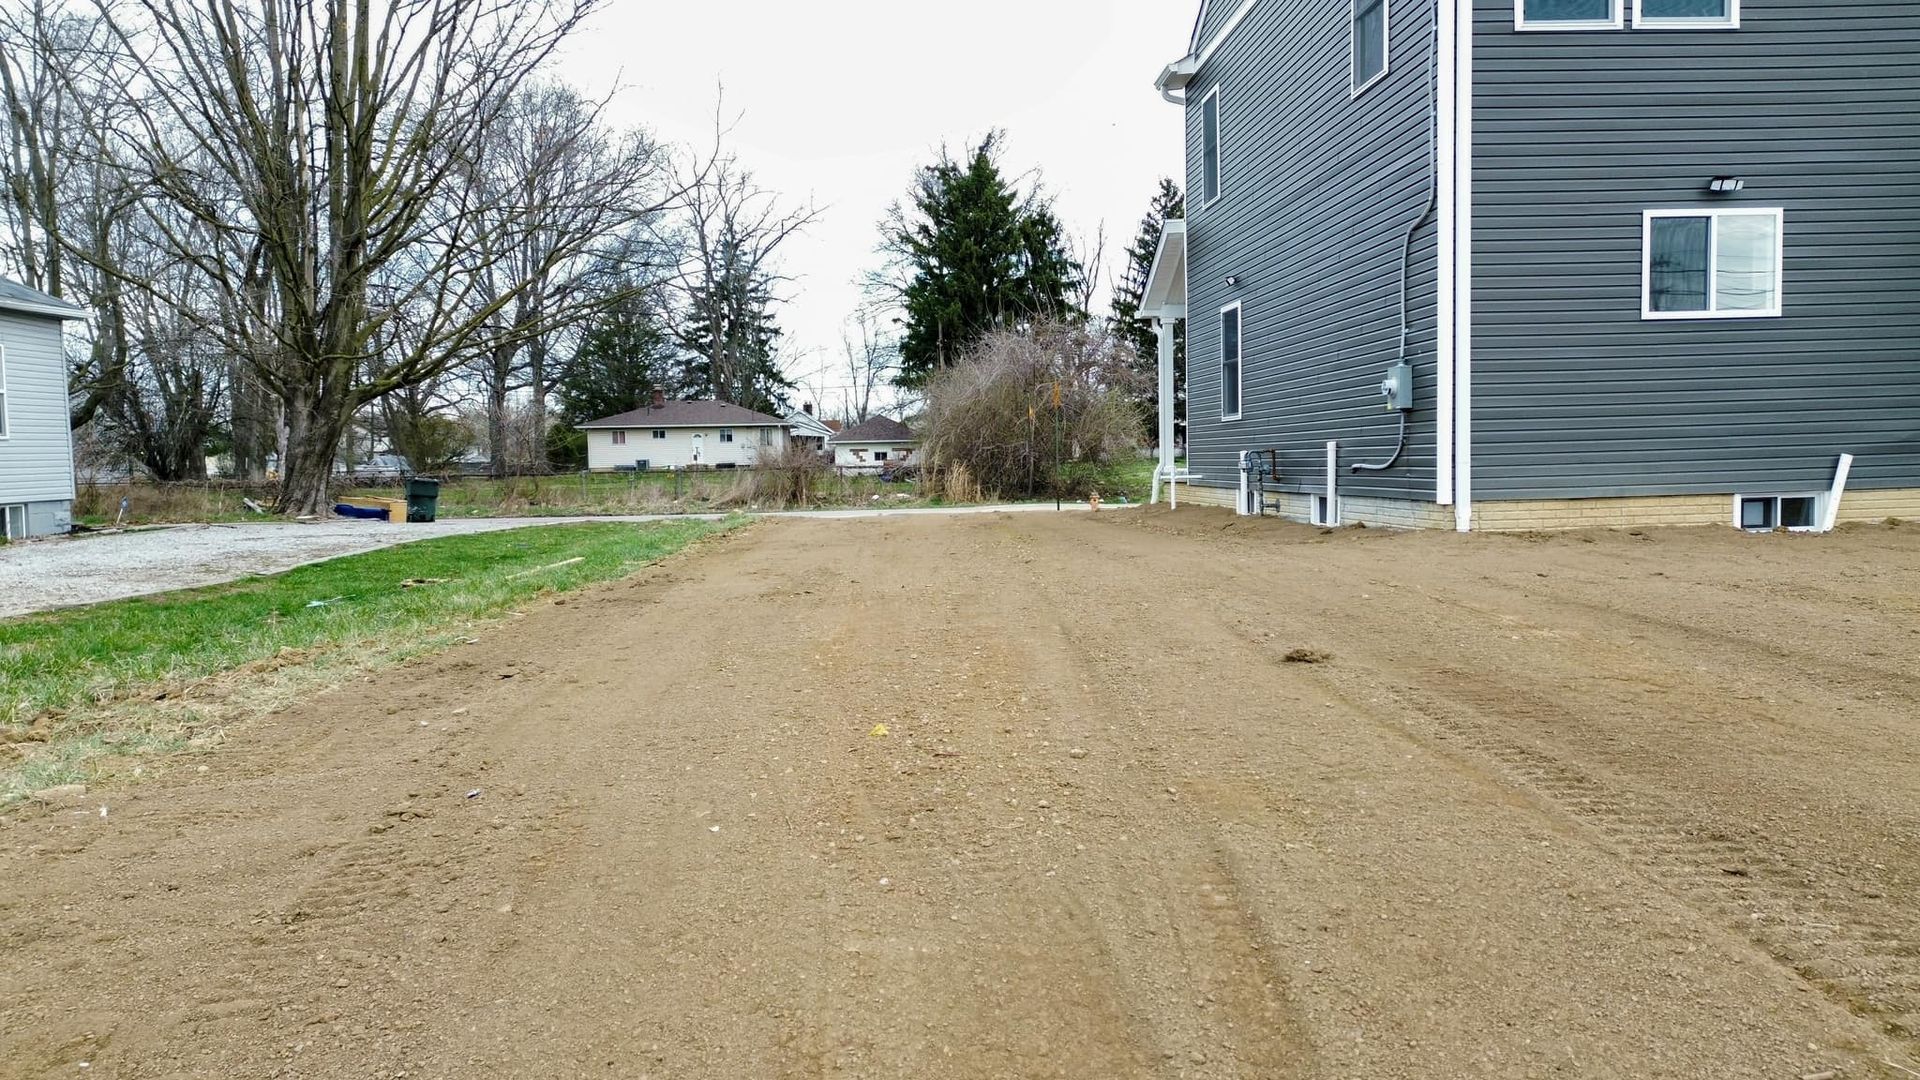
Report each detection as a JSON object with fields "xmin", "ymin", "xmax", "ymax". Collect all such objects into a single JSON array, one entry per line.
[
  {"xmin": 0, "ymin": 299, "xmax": 88, "ymax": 321},
  {"xmin": 1155, "ymin": 0, "xmax": 1261, "ymax": 105},
  {"xmin": 1450, "ymin": 0, "xmax": 1475, "ymax": 533}
]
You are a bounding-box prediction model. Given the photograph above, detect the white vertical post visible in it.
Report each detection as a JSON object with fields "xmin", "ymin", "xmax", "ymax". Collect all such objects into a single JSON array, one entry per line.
[
  {"xmin": 1237, "ymin": 450, "xmax": 1252, "ymax": 516},
  {"xmin": 1326, "ymin": 441, "xmax": 1339, "ymax": 525},
  {"xmin": 1157, "ymin": 317, "xmax": 1177, "ymax": 481}
]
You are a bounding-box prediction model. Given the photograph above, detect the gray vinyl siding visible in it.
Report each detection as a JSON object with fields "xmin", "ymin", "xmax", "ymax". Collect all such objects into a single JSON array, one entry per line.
[
  {"xmin": 1472, "ymin": 0, "xmax": 1920, "ymax": 499},
  {"xmin": 0, "ymin": 310, "xmax": 77, "ymax": 528},
  {"xmin": 1184, "ymin": 0, "xmax": 1442, "ymax": 501},
  {"xmin": 1195, "ymin": 0, "xmax": 1242, "ymax": 46}
]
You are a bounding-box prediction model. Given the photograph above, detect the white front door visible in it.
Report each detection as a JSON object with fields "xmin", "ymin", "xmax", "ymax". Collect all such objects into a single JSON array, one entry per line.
[{"xmin": 691, "ymin": 434, "xmax": 704, "ymax": 464}]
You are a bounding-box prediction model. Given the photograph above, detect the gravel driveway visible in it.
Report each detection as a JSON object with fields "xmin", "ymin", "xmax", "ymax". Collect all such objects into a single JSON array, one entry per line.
[{"xmin": 0, "ymin": 504, "xmax": 1090, "ymax": 619}]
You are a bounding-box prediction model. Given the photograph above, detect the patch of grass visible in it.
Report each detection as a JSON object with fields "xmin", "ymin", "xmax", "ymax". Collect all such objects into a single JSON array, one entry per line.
[
  {"xmin": 0, "ymin": 519, "xmax": 740, "ymax": 801},
  {"xmin": 359, "ymin": 471, "xmax": 929, "ymax": 518}
]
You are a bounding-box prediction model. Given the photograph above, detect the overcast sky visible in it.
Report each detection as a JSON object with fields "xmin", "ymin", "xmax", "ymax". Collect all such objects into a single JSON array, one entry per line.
[{"xmin": 557, "ymin": 1, "xmax": 1193, "ymax": 417}]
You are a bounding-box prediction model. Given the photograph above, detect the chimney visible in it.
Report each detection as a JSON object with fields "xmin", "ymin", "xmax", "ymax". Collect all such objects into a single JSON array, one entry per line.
[
  {"xmin": 803, "ymin": 402, "xmax": 814, "ymax": 416},
  {"xmin": 651, "ymin": 389, "xmax": 666, "ymax": 410}
]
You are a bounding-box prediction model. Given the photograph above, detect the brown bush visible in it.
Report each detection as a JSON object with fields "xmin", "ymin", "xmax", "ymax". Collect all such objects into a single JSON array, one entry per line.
[
  {"xmin": 717, "ymin": 441, "xmax": 833, "ymax": 509},
  {"xmin": 921, "ymin": 320, "xmax": 1145, "ymax": 498}
]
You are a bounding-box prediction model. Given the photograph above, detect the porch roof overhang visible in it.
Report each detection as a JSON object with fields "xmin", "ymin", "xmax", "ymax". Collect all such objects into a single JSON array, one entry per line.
[
  {"xmin": 1155, "ymin": 57, "xmax": 1198, "ymax": 105},
  {"xmin": 1139, "ymin": 219, "xmax": 1186, "ymax": 323}
]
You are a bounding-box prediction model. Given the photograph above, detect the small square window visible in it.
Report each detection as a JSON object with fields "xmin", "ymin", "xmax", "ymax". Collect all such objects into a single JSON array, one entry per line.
[
  {"xmin": 652, "ymin": 429, "xmax": 667, "ymax": 439},
  {"xmin": 1635, "ymin": 0, "xmax": 1737, "ymax": 27},
  {"xmin": 1312, "ymin": 494, "xmax": 1340, "ymax": 527},
  {"xmin": 1644, "ymin": 209, "xmax": 1782, "ymax": 319},
  {"xmin": 1780, "ymin": 496, "xmax": 1817, "ymax": 530},
  {"xmin": 1516, "ymin": 0, "xmax": 1623, "ymax": 29},
  {"xmin": 720, "ymin": 428, "xmax": 734, "ymax": 444},
  {"xmin": 612, "ymin": 430, "xmax": 627, "ymax": 446},
  {"xmin": 874, "ymin": 451, "xmax": 889, "ymax": 463},
  {"xmin": 1352, "ymin": 0, "xmax": 1388, "ymax": 94},
  {"xmin": 1739, "ymin": 497, "xmax": 1775, "ymax": 530}
]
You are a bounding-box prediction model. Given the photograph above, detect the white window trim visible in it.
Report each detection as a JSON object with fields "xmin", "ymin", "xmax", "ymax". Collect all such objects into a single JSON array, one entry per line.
[
  {"xmin": 1515, "ymin": 0, "xmax": 1625, "ymax": 31},
  {"xmin": 0, "ymin": 343, "xmax": 9, "ymax": 441},
  {"xmin": 1642, "ymin": 207, "xmax": 1784, "ymax": 321},
  {"xmin": 1219, "ymin": 301, "xmax": 1244, "ymax": 422},
  {"xmin": 2, "ymin": 504, "xmax": 23, "ymax": 540},
  {"xmin": 1351, "ymin": 0, "xmax": 1390, "ymax": 97},
  {"xmin": 1633, "ymin": 0, "xmax": 1738, "ymax": 29},
  {"xmin": 1199, "ymin": 85, "xmax": 1223, "ymax": 209},
  {"xmin": 1734, "ymin": 493, "xmax": 1823, "ymax": 533}
]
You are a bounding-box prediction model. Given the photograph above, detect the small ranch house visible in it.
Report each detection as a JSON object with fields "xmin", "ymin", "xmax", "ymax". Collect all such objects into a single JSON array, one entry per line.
[
  {"xmin": 829, "ymin": 416, "xmax": 920, "ymax": 473},
  {"xmin": 785, "ymin": 403, "xmax": 836, "ymax": 452},
  {"xmin": 0, "ymin": 279, "xmax": 87, "ymax": 539},
  {"xmin": 581, "ymin": 393, "xmax": 792, "ymax": 471}
]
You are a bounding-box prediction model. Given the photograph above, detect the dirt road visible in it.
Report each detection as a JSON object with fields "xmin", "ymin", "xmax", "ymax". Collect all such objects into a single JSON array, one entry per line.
[{"xmin": 3, "ymin": 509, "xmax": 1917, "ymax": 1079}]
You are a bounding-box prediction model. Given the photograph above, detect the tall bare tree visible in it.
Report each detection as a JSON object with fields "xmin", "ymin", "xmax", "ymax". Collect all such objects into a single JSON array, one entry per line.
[
  {"xmin": 457, "ymin": 82, "xmax": 671, "ymax": 476},
  {"xmin": 839, "ymin": 311, "xmax": 896, "ymax": 424},
  {"xmin": 666, "ymin": 141, "xmax": 818, "ymax": 412},
  {"xmin": 90, "ymin": 0, "xmax": 615, "ymax": 513}
]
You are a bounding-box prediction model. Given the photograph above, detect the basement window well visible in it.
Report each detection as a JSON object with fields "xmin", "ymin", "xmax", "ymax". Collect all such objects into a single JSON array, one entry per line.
[{"xmin": 1736, "ymin": 494, "xmax": 1819, "ymax": 532}]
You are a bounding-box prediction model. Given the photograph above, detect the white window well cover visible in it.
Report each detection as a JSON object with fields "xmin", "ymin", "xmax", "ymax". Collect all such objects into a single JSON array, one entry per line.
[
  {"xmin": 1517, "ymin": 0, "xmax": 1624, "ymax": 29},
  {"xmin": 1644, "ymin": 208, "xmax": 1783, "ymax": 319},
  {"xmin": 1635, "ymin": 0, "xmax": 1737, "ymax": 27}
]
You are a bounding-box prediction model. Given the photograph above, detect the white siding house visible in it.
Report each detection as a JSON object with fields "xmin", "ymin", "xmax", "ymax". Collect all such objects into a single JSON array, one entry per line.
[
  {"xmin": 829, "ymin": 416, "xmax": 920, "ymax": 474},
  {"xmin": 0, "ymin": 280, "xmax": 87, "ymax": 539},
  {"xmin": 581, "ymin": 396, "xmax": 792, "ymax": 471}
]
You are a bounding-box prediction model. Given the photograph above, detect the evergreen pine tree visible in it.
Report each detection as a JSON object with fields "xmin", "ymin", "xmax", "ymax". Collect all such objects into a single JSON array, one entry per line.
[
  {"xmin": 1109, "ymin": 179, "xmax": 1186, "ymax": 446},
  {"xmin": 878, "ymin": 132, "xmax": 1083, "ymax": 388}
]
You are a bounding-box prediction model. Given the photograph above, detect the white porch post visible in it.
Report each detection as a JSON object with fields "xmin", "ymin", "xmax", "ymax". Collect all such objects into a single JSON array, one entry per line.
[{"xmin": 1157, "ymin": 316, "xmax": 1176, "ymax": 479}]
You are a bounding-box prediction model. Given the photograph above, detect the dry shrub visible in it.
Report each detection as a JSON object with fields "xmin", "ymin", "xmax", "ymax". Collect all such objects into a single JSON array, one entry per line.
[
  {"xmin": 717, "ymin": 442, "xmax": 832, "ymax": 509},
  {"xmin": 941, "ymin": 462, "xmax": 982, "ymax": 504},
  {"xmin": 922, "ymin": 319, "xmax": 1144, "ymax": 498}
]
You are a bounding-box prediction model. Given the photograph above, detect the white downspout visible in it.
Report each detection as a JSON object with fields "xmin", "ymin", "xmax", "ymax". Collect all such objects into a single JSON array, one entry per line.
[{"xmin": 1821, "ymin": 453, "xmax": 1855, "ymax": 532}]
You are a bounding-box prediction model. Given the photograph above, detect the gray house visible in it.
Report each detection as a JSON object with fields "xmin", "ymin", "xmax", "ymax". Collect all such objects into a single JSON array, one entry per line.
[
  {"xmin": 1142, "ymin": 1, "xmax": 1920, "ymax": 531},
  {"xmin": 0, "ymin": 280, "xmax": 86, "ymax": 540}
]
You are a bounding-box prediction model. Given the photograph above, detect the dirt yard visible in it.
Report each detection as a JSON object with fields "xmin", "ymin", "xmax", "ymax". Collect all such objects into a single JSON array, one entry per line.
[{"xmin": 3, "ymin": 508, "xmax": 1917, "ymax": 1079}]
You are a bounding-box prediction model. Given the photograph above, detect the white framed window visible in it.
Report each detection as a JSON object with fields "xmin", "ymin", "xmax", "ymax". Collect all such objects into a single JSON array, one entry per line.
[
  {"xmin": 612, "ymin": 430, "xmax": 627, "ymax": 446},
  {"xmin": 1515, "ymin": 0, "xmax": 1624, "ymax": 30},
  {"xmin": 1200, "ymin": 86, "xmax": 1222, "ymax": 207},
  {"xmin": 719, "ymin": 428, "xmax": 735, "ymax": 444},
  {"xmin": 1311, "ymin": 494, "xmax": 1341, "ymax": 527},
  {"xmin": 1352, "ymin": 0, "xmax": 1389, "ymax": 95},
  {"xmin": 1634, "ymin": 0, "xmax": 1737, "ymax": 28},
  {"xmin": 1735, "ymin": 493, "xmax": 1820, "ymax": 532},
  {"xmin": 2, "ymin": 505, "xmax": 23, "ymax": 540},
  {"xmin": 1219, "ymin": 302, "xmax": 1243, "ymax": 421},
  {"xmin": 652, "ymin": 429, "xmax": 667, "ymax": 439},
  {"xmin": 1643, "ymin": 208, "xmax": 1783, "ymax": 319},
  {"xmin": 0, "ymin": 343, "xmax": 9, "ymax": 439}
]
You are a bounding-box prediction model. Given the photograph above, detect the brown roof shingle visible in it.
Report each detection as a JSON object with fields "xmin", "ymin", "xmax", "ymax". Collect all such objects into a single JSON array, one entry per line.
[
  {"xmin": 830, "ymin": 416, "xmax": 917, "ymax": 444},
  {"xmin": 580, "ymin": 400, "xmax": 789, "ymax": 430}
]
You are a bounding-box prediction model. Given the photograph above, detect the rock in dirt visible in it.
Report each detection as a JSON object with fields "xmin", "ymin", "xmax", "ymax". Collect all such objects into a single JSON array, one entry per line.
[
  {"xmin": 31, "ymin": 784, "xmax": 89, "ymax": 805},
  {"xmin": 1283, "ymin": 648, "xmax": 1334, "ymax": 664}
]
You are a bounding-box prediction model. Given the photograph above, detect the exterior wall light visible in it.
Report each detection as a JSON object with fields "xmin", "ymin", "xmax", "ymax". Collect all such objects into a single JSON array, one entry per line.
[
  {"xmin": 1224, "ymin": 275, "xmax": 1241, "ymax": 288},
  {"xmin": 1708, "ymin": 177, "xmax": 1746, "ymax": 193}
]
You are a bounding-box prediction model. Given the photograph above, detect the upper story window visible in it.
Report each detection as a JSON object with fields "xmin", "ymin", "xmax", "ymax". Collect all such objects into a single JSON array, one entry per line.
[
  {"xmin": 1352, "ymin": 0, "xmax": 1388, "ymax": 94},
  {"xmin": 1200, "ymin": 87, "xmax": 1221, "ymax": 206},
  {"xmin": 1219, "ymin": 303, "xmax": 1243, "ymax": 420},
  {"xmin": 1643, "ymin": 208, "xmax": 1783, "ymax": 320},
  {"xmin": 1634, "ymin": 0, "xmax": 1738, "ymax": 28},
  {"xmin": 1516, "ymin": 0, "xmax": 1624, "ymax": 30}
]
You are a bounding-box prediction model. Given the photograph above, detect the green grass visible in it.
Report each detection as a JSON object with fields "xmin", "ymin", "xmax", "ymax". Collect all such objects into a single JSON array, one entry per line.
[{"xmin": 0, "ymin": 519, "xmax": 740, "ymax": 801}]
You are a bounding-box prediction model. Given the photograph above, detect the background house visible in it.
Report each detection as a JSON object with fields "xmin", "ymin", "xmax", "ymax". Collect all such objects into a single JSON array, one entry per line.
[
  {"xmin": 785, "ymin": 403, "xmax": 836, "ymax": 452},
  {"xmin": 829, "ymin": 416, "xmax": 920, "ymax": 473},
  {"xmin": 581, "ymin": 392, "xmax": 791, "ymax": 470},
  {"xmin": 0, "ymin": 279, "xmax": 87, "ymax": 539},
  {"xmin": 1146, "ymin": 0, "xmax": 1920, "ymax": 531}
]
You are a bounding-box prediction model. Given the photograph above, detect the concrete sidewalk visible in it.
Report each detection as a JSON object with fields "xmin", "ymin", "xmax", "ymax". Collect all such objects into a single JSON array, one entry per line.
[{"xmin": 0, "ymin": 503, "xmax": 1108, "ymax": 619}]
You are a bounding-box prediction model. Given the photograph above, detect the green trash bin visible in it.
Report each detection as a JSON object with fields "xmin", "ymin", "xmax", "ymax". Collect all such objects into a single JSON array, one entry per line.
[{"xmin": 404, "ymin": 477, "xmax": 442, "ymax": 523}]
